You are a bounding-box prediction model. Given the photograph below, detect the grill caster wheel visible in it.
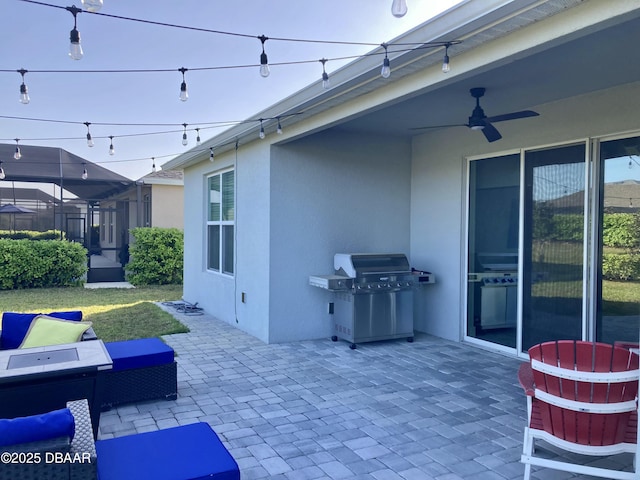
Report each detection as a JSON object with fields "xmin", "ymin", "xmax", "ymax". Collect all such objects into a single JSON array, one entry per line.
[
  {"xmin": 407, "ymin": 337, "xmax": 414, "ymax": 343},
  {"xmin": 349, "ymin": 343, "xmax": 357, "ymax": 350},
  {"xmin": 331, "ymin": 336, "xmax": 338, "ymax": 342}
]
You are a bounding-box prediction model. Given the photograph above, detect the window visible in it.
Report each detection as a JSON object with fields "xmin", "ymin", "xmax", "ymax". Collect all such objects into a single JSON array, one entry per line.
[{"xmin": 207, "ymin": 170, "xmax": 234, "ymax": 274}]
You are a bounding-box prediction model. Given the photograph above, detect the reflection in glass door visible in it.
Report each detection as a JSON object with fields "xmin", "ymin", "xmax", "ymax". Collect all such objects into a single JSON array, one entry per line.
[
  {"xmin": 522, "ymin": 144, "xmax": 586, "ymax": 351},
  {"xmin": 596, "ymin": 137, "xmax": 640, "ymax": 345},
  {"xmin": 466, "ymin": 154, "xmax": 520, "ymax": 349}
]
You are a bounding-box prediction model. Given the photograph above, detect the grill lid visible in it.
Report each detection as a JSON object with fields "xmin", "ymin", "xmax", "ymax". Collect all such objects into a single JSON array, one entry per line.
[{"xmin": 334, "ymin": 253, "xmax": 411, "ymax": 278}]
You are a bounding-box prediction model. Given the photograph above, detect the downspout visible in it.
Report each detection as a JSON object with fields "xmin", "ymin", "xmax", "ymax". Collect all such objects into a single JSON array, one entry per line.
[
  {"xmin": 135, "ymin": 180, "xmax": 143, "ymax": 228},
  {"xmin": 59, "ymin": 150, "xmax": 64, "ymax": 240}
]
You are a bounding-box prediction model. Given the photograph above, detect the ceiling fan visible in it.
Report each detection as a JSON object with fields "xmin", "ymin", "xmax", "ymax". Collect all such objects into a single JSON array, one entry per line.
[{"xmin": 412, "ymin": 87, "xmax": 539, "ymax": 142}]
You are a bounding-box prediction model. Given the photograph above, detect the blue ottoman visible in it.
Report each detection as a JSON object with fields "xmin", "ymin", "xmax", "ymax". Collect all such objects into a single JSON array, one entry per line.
[
  {"xmin": 96, "ymin": 422, "xmax": 240, "ymax": 480},
  {"xmin": 101, "ymin": 338, "xmax": 177, "ymax": 410}
]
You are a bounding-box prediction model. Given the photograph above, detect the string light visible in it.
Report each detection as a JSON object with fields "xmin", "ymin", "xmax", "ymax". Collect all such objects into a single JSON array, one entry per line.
[
  {"xmin": 152, "ymin": 157, "xmax": 157, "ymax": 172},
  {"xmin": 108, "ymin": 135, "xmax": 115, "ymax": 155},
  {"xmin": 182, "ymin": 123, "xmax": 188, "ymax": 146},
  {"xmin": 66, "ymin": 5, "xmax": 84, "ymax": 60},
  {"xmin": 84, "ymin": 122, "xmax": 94, "ymax": 147},
  {"xmin": 259, "ymin": 119, "xmax": 265, "ymax": 139},
  {"xmin": 13, "ymin": 139, "xmax": 21, "ymax": 160},
  {"xmin": 0, "ymin": 161, "xmax": 5, "ymax": 180},
  {"xmin": 391, "ymin": 0, "xmax": 408, "ymax": 18},
  {"xmin": 178, "ymin": 67, "xmax": 188, "ymax": 101},
  {"xmin": 209, "ymin": 147, "xmax": 215, "ymax": 161},
  {"xmin": 442, "ymin": 42, "xmax": 451, "ymax": 73},
  {"xmin": 276, "ymin": 117, "xmax": 283, "ymax": 135},
  {"xmin": 196, "ymin": 128, "xmax": 201, "ymax": 145},
  {"xmin": 381, "ymin": 44, "xmax": 391, "ymax": 79},
  {"xmin": 320, "ymin": 59, "xmax": 330, "ymax": 89},
  {"xmin": 81, "ymin": 0, "xmax": 103, "ymax": 13},
  {"xmin": 17, "ymin": 69, "xmax": 29, "ymax": 104},
  {"xmin": 258, "ymin": 35, "xmax": 270, "ymax": 78},
  {"xmin": 81, "ymin": 162, "xmax": 88, "ymax": 179}
]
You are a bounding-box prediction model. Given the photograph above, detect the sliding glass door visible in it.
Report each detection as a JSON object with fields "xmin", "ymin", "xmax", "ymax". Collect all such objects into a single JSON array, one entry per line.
[
  {"xmin": 466, "ymin": 137, "xmax": 640, "ymax": 354},
  {"xmin": 521, "ymin": 144, "xmax": 586, "ymax": 351}
]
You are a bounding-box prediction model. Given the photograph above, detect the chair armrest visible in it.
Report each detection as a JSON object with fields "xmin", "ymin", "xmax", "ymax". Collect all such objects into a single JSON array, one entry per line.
[
  {"xmin": 67, "ymin": 399, "xmax": 97, "ymax": 480},
  {"xmin": 518, "ymin": 362, "xmax": 535, "ymax": 396}
]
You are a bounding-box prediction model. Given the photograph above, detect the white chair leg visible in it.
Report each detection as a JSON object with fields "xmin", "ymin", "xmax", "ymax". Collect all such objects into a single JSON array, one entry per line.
[{"xmin": 522, "ymin": 427, "xmax": 533, "ymax": 480}]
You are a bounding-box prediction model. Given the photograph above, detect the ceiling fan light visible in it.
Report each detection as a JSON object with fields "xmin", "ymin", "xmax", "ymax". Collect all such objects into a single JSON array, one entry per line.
[{"xmin": 470, "ymin": 125, "xmax": 485, "ymax": 131}]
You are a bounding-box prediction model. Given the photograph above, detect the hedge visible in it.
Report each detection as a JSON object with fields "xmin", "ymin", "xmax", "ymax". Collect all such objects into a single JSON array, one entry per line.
[
  {"xmin": 0, "ymin": 239, "xmax": 87, "ymax": 289},
  {"xmin": 0, "ymin": 230, "xmax": 65, "ymax": 240},
  {"xmin": 126, "ymin": 227, "xmax": 183, "ymax": 286},
  {"xmin": 602, "ymin": 252, "xmax": 640, "ymax": 281}
]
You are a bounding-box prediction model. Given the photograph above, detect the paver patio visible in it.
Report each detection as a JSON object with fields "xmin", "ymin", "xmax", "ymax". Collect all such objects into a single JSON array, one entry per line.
[{"xmin": 98, "ymin": 306, "xmax": 635, "ymax": 479}]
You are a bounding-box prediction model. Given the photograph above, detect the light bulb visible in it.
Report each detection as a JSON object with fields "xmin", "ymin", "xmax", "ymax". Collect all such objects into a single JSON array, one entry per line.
[
  {"xmin": 381, "ymin": 57, "xmax": 391, "ymax": 78},
  {"xmin": 152, "ymin": 158, "xmax": 157, "ymax": 173},
  {"xmin": 322, "ymin": 72, "xmax": 330, "ymax": 90},
  {"xmin": 259, "ymin": 36, "xmax": 270, "ymax": 78},
  {"xmin": 629, "ymin": 158, "xmax": 633, "ymax": 169},
  {"xmin": 19, "ymin": 83, "xmax": 30, "ymax": 104},
  {"xmin": 196, "ymin": 129, "xmax": 201, "ymax": 145},
  {"xmin": 109, "ymin": 137, "xmax": 115, "ymax": 155},
  {"xmin": 0, "ymin": 165, "xmax": 5, "ymax": 180},
  {"xmin": 209, "ymin": 148, "xmax": 215, "ymax": 162},
  {"xmin": 86, "ymin": 133, "xmax": 94, "ymax": 147},
  {"xmin": 391, "ymin": 0, "xmax": 408, "ymax": 17},
  {"xmin": 442, "ymin": 56, "xmax": 450, "ymax": 73},
  {"xmin": 82, "ymin": 164, "xmax": 88, "ymax": 180},
  {"xmin": 81, "ymin": 0, "xmax": 103, "ymax": 12},
  {"xmin": 259, "ymin": 126, "xmax": 265, "ymax": 139},
  {"xmin": 179, "ymin": 82, "xmax": 188, "ymax": 101},
  {"xmin": 182, "ymin": 133, "xmax": 188, "ymax": 146},
  {"xmin": 14, "ymin": 147, "xmax": 21, "ymax": 160},
  {"xmin": 69, "ymin": 28, "xmax": 83, "ymax": 60},
  {"xmin": 276, "ymin": 119, "xmax": 283, "ymax": 135},
  {"xmin": 260, "ymin": 53, "xmax": 270, "ymax": 78}
]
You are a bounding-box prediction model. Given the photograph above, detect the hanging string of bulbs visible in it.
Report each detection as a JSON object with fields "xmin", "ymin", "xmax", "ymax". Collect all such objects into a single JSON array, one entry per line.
[{"xmin": 5, "ymin": 0, "xmax": 459, "ymax": 177}]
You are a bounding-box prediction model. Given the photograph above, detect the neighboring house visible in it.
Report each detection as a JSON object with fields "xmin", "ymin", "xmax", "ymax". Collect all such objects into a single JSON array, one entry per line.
[
  {"xmin": 164, "ymin": 0, "xmax": 640, "ymax": 358},
  {"xmin": 97, "ymin": 170, "xmax": 184, "ymax": 262}
]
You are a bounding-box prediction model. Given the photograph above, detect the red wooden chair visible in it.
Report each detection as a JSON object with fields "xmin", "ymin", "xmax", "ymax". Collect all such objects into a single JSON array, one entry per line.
[{"xmin": 519, "ymin": 340, "xmax": 640, "ymax": 480}]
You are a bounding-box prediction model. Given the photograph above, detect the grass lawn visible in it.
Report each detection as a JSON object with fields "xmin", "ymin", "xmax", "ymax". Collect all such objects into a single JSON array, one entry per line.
[{"xmin": 0, "ymin": 284, "xmax": 189, "ymax": 342}]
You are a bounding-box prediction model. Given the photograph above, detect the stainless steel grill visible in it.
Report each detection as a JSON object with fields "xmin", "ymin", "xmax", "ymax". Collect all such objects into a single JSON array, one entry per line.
[{"xmin": 310, "ymin": 253, "xmax": 434, "ymax": 349}]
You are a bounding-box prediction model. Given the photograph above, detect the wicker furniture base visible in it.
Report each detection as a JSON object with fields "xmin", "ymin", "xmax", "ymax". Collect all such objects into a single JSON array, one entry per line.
[{"xmin": 100, "ymin": 361, "xmax": 177, "ymax": 410}]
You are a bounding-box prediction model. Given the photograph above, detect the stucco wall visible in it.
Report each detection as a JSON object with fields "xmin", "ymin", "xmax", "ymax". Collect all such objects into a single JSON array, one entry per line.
[
  {"xmin": 410, "ymin": 81, "xmax": 640, "ymax": 342},
  {"xmin": 268, "ymin": 130, "xmax": 412, "ymax": 343},
  {"xmin": 151, "ymin": 184, "xmax": 184, "ymax": 229},
  {"xmin": 182, "ymin": 141, "xmax": 272, "ymax": 342}
]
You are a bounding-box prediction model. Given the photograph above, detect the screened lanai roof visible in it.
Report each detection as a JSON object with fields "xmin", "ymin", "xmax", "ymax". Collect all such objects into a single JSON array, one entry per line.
[{"xmin": 0, "ymin": 144, "xmax": 132, "ymax": 200}]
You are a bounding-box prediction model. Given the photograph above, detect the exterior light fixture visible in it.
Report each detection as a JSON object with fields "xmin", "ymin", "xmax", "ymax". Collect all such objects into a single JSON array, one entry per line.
[
  {"xmin": 196, "ymin": 128, "xmax": 201, "ymax": 145},
  {"xmin": 0, "ymin": 161, "xmax": 5, "ymax": 180},
  {"xmin": 178, "ymin": 67, "xmax": 188, "ymax": 102},
  {"xmin": 182, "ymin": 123, "xmax": 188, "ymax": 146},
  {"xmin": 13, "ymin": 139, "xmax": 21, "ymax": 160},
  {"xmin": 381, "ymin": 44, "xmax": 391, "ymax": 79},
  {"xmin": 81, "ymin": 0, "xmax": 103, "ymax": 12},
  {"xmin": 81, "ymin": 162, "xmax": 88, "ymax": 180},
  {"xmin": 258, "ymin": 35, "xmax": 270, "ymax": 78},
  {"xmin": 18, "ymin": 69, "xmax": 29, "ymax": 104},
  {"xmin": 442, "ymin": 43, "xmax": 451, "ymax": 73},
  {"xmin": 276, "ymin": 117, "xmax": 283, "ymax": 135},
  {"xmin": 84, "ymin": 122, "xmax": 94, "ymax": 147},
  {"xmin": 259, "ymin": 119, "xmax": 265, "ymax": 139},
  {"xmin": 320, "ymin": 59, "xmax": 330, "ymax": 89},
  {"xmin": 67, "ymin": 6, "xmax": 84, "ymax": 60},
  {"xmin": 391, "ymin": 0, "xmax": 408, "ymax": 18},
  {"xmin": 152, "ymin": 157, "xmax": 157, "ymax": 172},
  {"xmin": 209, "ymin": 147, "xmax": 215, "ymax": 162},
  {"xmin": 108, "ymin": 136, "xmax": 115, "ymax": 155}
]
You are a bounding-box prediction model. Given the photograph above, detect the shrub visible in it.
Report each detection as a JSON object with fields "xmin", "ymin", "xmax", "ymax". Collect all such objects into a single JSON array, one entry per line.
[
  {"xmin": 0, "ymin": 230, "xmax": 64, "ymax": 240},
  {"xmin": 126, "ymin": 227, "xmax": 183, "ymax": 286},
  {"xmin": 603, "ymin": 213, "xmax": 640, "ymax": 249},
  {"xmin": 602, "ymin": 252, "xmax": 640, "ymax": 281},
  {"xmin": 0, "ymin": 239, "xmax": 87, "ymax": 289}
]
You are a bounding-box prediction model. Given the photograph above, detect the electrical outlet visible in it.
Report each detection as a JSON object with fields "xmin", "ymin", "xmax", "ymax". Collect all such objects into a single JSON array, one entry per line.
[{"xmin": 241, "ymin": 292, "xmax": 246, "ymax": 303}]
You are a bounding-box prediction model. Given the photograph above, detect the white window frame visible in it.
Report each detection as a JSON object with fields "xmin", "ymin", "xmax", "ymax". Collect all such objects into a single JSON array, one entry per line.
[{"xmin": 206, "ymin": 169, "xmax": 234, "ymax": 275}]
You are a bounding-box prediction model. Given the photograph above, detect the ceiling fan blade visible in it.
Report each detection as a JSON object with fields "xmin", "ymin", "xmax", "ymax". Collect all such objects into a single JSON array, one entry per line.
[
  {"xmin": 486, "ymin": 110, "xmax": 539, "ymax": 123},
  {"xmin": 481, "ymin": 122, "xmax": 502, "ymax": 142},
  {"xmin": 410, "ymin": 123, "xmax": 467, "ymax": 131}
]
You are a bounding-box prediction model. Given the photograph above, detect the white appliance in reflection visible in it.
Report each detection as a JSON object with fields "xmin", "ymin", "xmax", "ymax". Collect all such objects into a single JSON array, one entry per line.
[{"xmin": 480, "ymin": 273, "xmax": 517, "ymax": 329}]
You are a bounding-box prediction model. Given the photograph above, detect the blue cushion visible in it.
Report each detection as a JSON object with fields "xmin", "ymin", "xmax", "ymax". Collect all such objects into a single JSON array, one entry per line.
[
  {"xmin": 1, "ymin": 311, "xmax": 83, "ymax": 350},
  {"xmin": 0, "ymin": 408, "xmax": 75, "ymax": 447},
  {"xmin": 96, "ymin": 422, "xmax": 239, "ymax": 480},
  {"xmin": 105, "ymin": 338, "xmax": 174, "ymax": 372}
]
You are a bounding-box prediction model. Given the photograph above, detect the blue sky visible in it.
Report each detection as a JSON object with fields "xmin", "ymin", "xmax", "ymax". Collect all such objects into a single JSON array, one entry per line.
[{"xmin": 0, "ymin": 0, "xmax": 462, "ymax": 181}]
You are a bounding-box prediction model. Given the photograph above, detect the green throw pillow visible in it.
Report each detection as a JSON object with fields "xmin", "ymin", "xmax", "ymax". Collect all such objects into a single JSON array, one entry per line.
[{"xmin": 19, "ymin": 315, "xmax": 92, "ymax": 349}]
